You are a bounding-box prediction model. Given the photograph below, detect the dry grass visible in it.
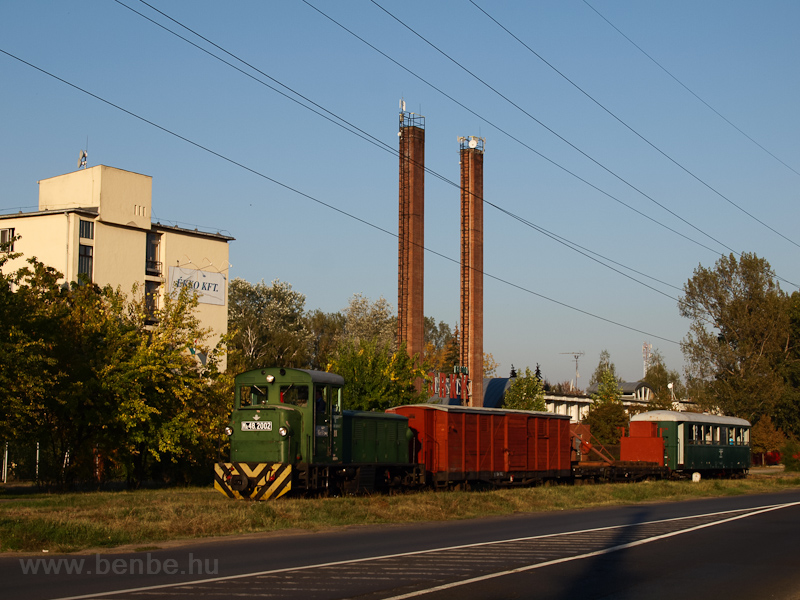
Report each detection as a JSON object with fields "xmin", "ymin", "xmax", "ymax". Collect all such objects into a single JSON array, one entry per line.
[{"xmin": 1, "ymin": 470, "xmax": 798, "ymax": 554}]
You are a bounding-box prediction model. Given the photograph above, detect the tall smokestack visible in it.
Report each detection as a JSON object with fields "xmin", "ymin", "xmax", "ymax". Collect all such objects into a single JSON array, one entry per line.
[
  {"xmin": 459, "ymin": 136, "xmax": 485, "ymax": 406},
  {"xmin": 397, "ymin": 110, "xmax": 425, "ymax": 363}
]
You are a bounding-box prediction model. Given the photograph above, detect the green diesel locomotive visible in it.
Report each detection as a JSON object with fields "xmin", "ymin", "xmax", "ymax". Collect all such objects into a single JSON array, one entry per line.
[{"xmin": 214, "ymin": 367, "xmax": 424, "ymax": 500}]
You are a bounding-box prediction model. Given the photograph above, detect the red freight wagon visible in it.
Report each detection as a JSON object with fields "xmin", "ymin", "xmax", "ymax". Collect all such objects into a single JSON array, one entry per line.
[
  {"xmin": 620, "ymin": 420, "xmax": 665, "ymax": 465},
  {"xmin": 388, "ymin": 405, "xmax": 571, "ymax": 487}
]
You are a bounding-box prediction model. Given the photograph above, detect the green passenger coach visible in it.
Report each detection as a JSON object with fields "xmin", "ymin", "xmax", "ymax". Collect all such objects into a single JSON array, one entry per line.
[
  {"xmin": 214, "ymin": 367, "xmax": 423, "ymax": 500},
  {"xmin": 630, "ymin": 410, "xmax": 750, "ymax": 479}
]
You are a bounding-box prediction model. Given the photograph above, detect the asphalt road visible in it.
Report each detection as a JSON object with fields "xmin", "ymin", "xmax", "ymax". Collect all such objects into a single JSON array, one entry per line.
[{"xmin": 3, "ymin": 489, "xmax": 800, "ymax": 600}]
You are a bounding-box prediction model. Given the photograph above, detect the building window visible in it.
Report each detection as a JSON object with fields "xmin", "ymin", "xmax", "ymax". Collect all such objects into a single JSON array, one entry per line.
[
  {"xmin": 78, "ymin": 244, "xmax": 93, "ymax": 282},
  {"xmin": 146, "ymin": 232, "xmax": 162, "ymax": 276},
  {"xmin": 0, "ymin": 227, "xmax": 14, "ymax": 252},
  {"xmin": 145, "ymin": 280, "xmax": 160, "ymax": 321},
  {"xmin": 79, "ymin": 220, "xmax": 94, "ymax": 239}
]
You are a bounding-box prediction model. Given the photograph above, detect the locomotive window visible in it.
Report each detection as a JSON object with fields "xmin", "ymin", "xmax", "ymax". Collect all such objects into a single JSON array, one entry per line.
[
  {"xmin": 240, "ymin": 385, "xmax": 267, "ymax": 407},
  {"xmin": 281, "ymin": 385, "xmax": 308, "ymax": 407},
  {"xmin": 314, "ymin": 385, "xmax": 327, "ymax": 412}
]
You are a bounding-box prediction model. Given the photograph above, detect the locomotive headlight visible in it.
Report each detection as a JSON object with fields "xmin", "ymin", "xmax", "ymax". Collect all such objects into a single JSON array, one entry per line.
[
  {"xmin": 223, "ymin": 425, "xmax": 233, "ymax": 436},
  {"xmin": 279, "ymin": 426, "xmax": 289, "ymax": 437},
  {"xmin": 266, "ymin": 375, "xmax": 275, "ymax": 383}
]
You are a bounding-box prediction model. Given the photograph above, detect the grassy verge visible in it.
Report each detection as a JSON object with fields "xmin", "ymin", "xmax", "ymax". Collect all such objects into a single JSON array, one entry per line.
[{"xmin": 1, "ymin": 471, "xmax": 798, "ymax": 554}]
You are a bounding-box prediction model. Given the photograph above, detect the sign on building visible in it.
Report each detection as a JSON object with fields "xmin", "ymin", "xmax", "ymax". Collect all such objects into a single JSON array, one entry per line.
[{"xmin": 168, "ymin": 267, "xmax": 226, "ymax": 306}]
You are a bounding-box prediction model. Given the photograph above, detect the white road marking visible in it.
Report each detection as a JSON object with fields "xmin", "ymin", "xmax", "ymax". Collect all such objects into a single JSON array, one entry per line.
[
  {"xmin": 48, "ymin": 501, "xmax": 800, "ymax": 600},
  {"xmin": 383, "ymin": 501, "xmax": 800, "ymax": 599}
]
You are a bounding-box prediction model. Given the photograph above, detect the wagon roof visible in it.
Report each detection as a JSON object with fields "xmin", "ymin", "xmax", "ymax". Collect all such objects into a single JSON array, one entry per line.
[
  {"xmin": 392, "ymin": 404, "xmax": 571, "ymax": 419},
  {"xmin": 631, "ymin": 410, "xmax": 750, "ymax": 426}
]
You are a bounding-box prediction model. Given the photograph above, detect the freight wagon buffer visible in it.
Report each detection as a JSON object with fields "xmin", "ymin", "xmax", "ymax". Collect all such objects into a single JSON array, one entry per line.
[{"xmin": 389, "ymin": 405, "xmax": 571, "ymax": 488}]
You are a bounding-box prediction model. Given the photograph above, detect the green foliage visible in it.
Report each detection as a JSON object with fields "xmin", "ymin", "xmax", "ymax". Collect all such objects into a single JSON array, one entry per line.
[
  {"xmin": 483, "ymin": 353, "xmax": 499, "ymax": 378},
  {"xmin": 589, "ymin": 349, "xmax": 620, "ymax": 386},
  {"xmin": 780, "ymin": 439, "xmax": 800, "ymax": 472},
  {"xmin": 643, "ymin": 349, "xmax": 684, "ymax": 410},
  {"xmin": 584, "ymin": 370, "xmax": 627, "ymax": 445},
  {"xmin": 340, "ymin": 293, "xmax": 396, "ymax": 348},
  {"xmin": 423, "ymin": 321, "xmax": 459, "ymax": 373},
  {"xmin": 0, "ymin": 253, "xmax": 226, "ymax": 487},
  {"xmin": 227, "ymin": 278, "xmax": 310, "ymax": 372},
  {"xmin": 750, "ymin": 415, "xmax": 787, "ymax": 455},
  {"xmin": 775, "ymin": 291, "xmax": 800, "ymax": 438},
  {"xmin": 305, "ymin": 309, "xmax": 345, "ymax": 370},
  {"xmin": 679, "ymin": 252, "xmax": 788, "ymax": 422},
  {"xmin": 328, "ymin": 339, "xmax": 427, "ymax": 411},
  {"xmin": 591, "ymin": 370, "xmax": 623, "ymax": 404},
  {"xmin": 503, "ymin": 367, "xmax": 546, "ymax": 411}
]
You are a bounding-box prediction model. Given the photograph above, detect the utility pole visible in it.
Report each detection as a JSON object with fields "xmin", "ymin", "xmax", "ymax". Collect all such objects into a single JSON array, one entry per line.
[{"xmin": 560, "ymin": 351, "xmax": 584, "ymax": 391}]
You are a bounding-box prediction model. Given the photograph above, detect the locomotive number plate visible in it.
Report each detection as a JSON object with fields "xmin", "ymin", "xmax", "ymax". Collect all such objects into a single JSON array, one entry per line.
[{"xmin": 241, "ymin": 421, "xmax": 273, "ymax": 431}]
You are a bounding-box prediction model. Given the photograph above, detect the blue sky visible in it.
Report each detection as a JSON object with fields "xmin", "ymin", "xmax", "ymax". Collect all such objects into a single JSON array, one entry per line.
[{"xmin": 2, "ymin": 1, "xmax": 799, "ymax": 387}]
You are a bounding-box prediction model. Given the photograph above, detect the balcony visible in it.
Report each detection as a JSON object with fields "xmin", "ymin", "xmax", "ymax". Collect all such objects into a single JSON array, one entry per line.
[{"xmin": 145, "ymin": 259, "xmax": 162, "ymax": 277}]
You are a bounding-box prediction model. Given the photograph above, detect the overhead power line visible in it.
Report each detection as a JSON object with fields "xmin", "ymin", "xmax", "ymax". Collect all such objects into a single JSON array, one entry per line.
[
  {"xmin": 316, "ymin": 0, "xmax": 796, "ymax": 288},
  {"xmin": 470, "ymin": 0, "xmax": 800, "ymax": 251},
  {"xmin": 114, "ymin": 0, "xmax": 685, "ymax": 300},
  {"xmin": 300, "ymin": 0, "xmax": 730, "ymax": 262},
  {"xmin": 367, "ymin": 0, "xmax": 739, "ymax": 256},
  {"xmin": 582, "ymin": 0, "xmax": 800, "ymax": 181},
  {"xmin": 0, "ymin": 46, "xmax": 680, "ymax": 345}
]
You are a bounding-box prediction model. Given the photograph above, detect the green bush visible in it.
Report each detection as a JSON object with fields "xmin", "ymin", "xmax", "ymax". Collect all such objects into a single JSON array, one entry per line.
[{"xmin": 780, "ymin": 439, "xmax": 800, "ymax": 472}]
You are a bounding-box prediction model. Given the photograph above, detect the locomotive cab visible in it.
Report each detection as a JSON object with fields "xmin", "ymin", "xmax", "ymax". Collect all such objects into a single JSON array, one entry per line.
[{"xmin": 214, "ymin": 368, "xmax": 345, "ymax": 500}]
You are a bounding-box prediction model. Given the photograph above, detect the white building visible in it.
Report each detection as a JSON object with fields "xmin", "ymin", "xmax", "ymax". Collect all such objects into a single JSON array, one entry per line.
[{"xmin": 1, "ymin": 165, "xmax": 233, "ymax": 368}]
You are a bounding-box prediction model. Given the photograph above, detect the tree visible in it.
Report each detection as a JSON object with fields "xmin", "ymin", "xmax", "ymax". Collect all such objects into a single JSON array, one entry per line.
[
  {"xmin": 110, "ymin": 284, "xmax": 223, "ymax": 486},
  {"xmin": 643, "ymin": 349, "xmax": 685, "ymax": 410},
  {"xmin": 502, "ymin": 367, "xmax": 546, "ymax": 411},
  {"xmin": 679, "ymin": 252, "xmax": 788, "ymax": 422},
  {"xmin": 227, "ymin": 278, "xmax": 310, "ymax": 372},
  {"xmin": 483, "ymin": 352, "xmax": 499, "ymax": 378},
  {"xmin": 589, "ymin": 349, "xmax": 620, "ymax": 386},
  {"xmin": 340, "ymin": 293, "xmax": 395, "ymax": 348},
  {"xmin": 775, "ymin": 291, "xmax": 800, "ymax": 438},
  {"xmin": 750, "ymin": 415, "xmax": 787, "ymax": 466},
  {"xmin": 422, "ymin": 318, "xmax": 456, "ymax": 372},
  {"xmin": 305, "ymin": 309, "xmax": 345, "ymax": 370},
  {"xmin": 328, "ymin": 339, "xmax": 427, "ymax": 411},
  {"xmin": 583, "ymin": 370, "xmax": 627, "ymax": 445},
  {"xmin": 0, "ymin": 250, "xmax": 227, "ymax": 487}
]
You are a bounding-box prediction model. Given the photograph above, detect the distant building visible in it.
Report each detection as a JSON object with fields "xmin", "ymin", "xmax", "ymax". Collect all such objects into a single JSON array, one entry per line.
[
  {"xmin": 0, "ymin": 165, "xmax": 233, "ymax": 368},
  {"xmin": 482, "ymin": 376, "xmax": 699, "ymax": 418}
]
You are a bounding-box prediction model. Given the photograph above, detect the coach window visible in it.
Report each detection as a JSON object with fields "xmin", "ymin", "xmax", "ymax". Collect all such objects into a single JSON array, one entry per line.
[
  {"xmin": 703, "ymin": 425, "xmax": 712, "ymax": 444},
  {"xmin": 281, "ymin": 385, "xmax": 308, "ymax": 407}
]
